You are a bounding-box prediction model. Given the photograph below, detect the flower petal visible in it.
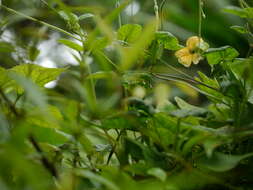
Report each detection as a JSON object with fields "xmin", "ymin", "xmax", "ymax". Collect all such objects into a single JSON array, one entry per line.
[
  {"xmin": 175, "ymin": 47, "xmax": 190, "ymax": 58},
  {"xmin": 186, "ymin": 36, "xmax": 203, "ymax": 51},
  {"xmin": 178, "ymin": 55, "xmax": 193, "ymax": 67},
  {"xmin": 192, "ymin": 53, "xmax": 202, "ymax": 65}
]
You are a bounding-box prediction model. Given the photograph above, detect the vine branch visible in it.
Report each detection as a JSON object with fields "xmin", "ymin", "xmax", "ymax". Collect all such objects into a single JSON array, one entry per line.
[{"xmin": 1, "ymin": 5, "xmax": 81, "ymax": 41}]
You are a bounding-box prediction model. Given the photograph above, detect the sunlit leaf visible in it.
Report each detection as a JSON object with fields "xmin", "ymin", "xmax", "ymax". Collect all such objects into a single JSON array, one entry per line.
[
  {"xmin": 197, "ymin": 152, "xmax": 253, "ymax": 172},
  {"xmin": 121, "ymin": 20, "xmax": 156, "ymax": 70},
  {"xmin": 30, "ymin": 125, "xmax": 70, "ymax": 146},
  {"xmin": 0, "ymin": 41, "xmax": 15, "ymax": 53},
  {"xmin": 86, "ymin": 71, "xmax": 116, "ymax": 80},
  {"xmin": 0, "ymin": 67, "xmax": 12, "ymax": 91},
  {"xmin": 230, "ymin": 25, "xmax": 248, "ymax": 34},
  {"xmin": 147, "ymin": 168, "xmax": 167, "ymax": 182},
  {"xmin": 26, "ymin": 105, "xmax": 63, "ymax": 129},
  {"xmin": 79, "ymin": 13, "xmax": 94, "ymax": 20},
  {"xmin": 155, "ymin": 31, "xmax": 182, "ymax": 50},
  {"xmin": 10, "ymin": 64, "xmax": 65, "ymax": 92},
  {"xmin": 117, "ymin": 24, "xmax": 142, "ymax": 44},
  {"xmin": 172, "ymin": 97, "xmax": 207, "ymax": 117},
  {"xmin": 195, "ymin": 72, "xmax": 225, "ymax": 103},
  {"xmin": 58, "ymin": 38, "xmax": 83, "ymax": 51},
  {"xmin": 9, "ymin": 72, "xmax": 48, "ymax": 108},
  {"xmin": 223, "ymin": 6, "xmax": 248, "ymax": 17},
  {"xmin": 206, "ymin": 46, "xmax": 239, "ymax": 65}
]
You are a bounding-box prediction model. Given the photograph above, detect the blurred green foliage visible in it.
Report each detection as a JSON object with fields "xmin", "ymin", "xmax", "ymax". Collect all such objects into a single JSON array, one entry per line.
[{"xmin": 1, "ymin": 0, "xmax": 253, "ymax": 190}]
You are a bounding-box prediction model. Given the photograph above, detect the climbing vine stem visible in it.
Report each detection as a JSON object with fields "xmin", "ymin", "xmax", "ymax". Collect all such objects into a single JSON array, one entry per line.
[
  {"xmin": 154, "ymin": 0, "xmax": 160, "ymax": 31},
  {"xmin": 198, "ymin": 0, "xmax": 203, "ymax": 38},
  {"xmin": 116, "ymin": 0, "xmax": 122, "ymax": 28},
  {"xmin": 160, "ymin": 0, "xmax": 167, "ymax": 30},
  {"xmin": 0, "ymin": 5, "xmax": 81, "ymax": 41}
]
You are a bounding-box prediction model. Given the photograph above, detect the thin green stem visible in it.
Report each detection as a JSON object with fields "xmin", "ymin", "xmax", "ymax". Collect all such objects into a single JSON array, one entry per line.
[
  {"xmin": 29, "ymin": 135, "xmax": 58, "ymax": 178},
  {"xmin": 116, "ymin": 0, "xmax": 122, "ymax": 28},
  {"xmin": 151, "ymin": 73, "xmax": 231, "ymax": 106},
  {"xmin": 198, "ymin": 0, "xmax": 202, "ymax": 38},
  {"xmin": 106, "ymin": 131, "xmax": 123, "ymax": 165},
  {"xmin": 96, "ymin": 51, "xmax": 121, "ymax": 72},
  {"xmin": 159, "ymin": 59, "xmax": 194, "ymax": 80},
  {"xmin": 79, "ymin": 50, "xmax": 97, "ymax": 113},
  {"xmin": 160, "ymin": 0, "xmax": 168, "ymax": 30},
  {"xmin": 1, "ymin": 5, "xmax": 81, "ymax": 41},
  {"xmin": 78, "ymin": 32, "xmax": 97, "ymax": 112},
  {"xmin": 87, "ymin": 69, "xmax": 97, "ymax": 110},
  {"xmin": 39, "ymin": 0, "xmax": 58, "ymax": 13},
  {"xmin": 152, "ymin": 73, "xmax": 220, "ymax": 92},
  {"xmin": 153, "ymin": 0, "xmax": 160, "ymax": 31},
  {"xmin": 0, "ymin": 89, "xmax": 19, "ymax": 116},
  {"xmin": 14, "ymin": 93, "xmax": 23, "ymax": 107}
]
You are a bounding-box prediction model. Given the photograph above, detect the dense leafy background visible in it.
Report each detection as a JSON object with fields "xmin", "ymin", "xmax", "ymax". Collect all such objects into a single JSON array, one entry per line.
[{"xmin": 1, "ymin": 0, "xmax": 253, "ymax": 190}]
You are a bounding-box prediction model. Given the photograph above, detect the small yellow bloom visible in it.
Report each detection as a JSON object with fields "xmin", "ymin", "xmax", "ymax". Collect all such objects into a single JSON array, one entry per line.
[
  {"xmin": 175, "ymin": 36, "xmax": 208, "ymax": 67},
  {"xmin": 186, "ymin": 36, "xmax": 203, "ymax": 50}
]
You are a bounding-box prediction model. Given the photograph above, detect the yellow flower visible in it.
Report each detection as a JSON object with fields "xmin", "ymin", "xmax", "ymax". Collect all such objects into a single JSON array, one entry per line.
[{"xmin": 175, "ymin": 36, "xmax": 208, "ymax": 67}]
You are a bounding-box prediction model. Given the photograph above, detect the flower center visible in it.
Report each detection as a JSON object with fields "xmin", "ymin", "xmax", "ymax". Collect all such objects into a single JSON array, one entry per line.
[{"xmin": 189, "ymin": 49, "xmax": 197, "ymax": 54}]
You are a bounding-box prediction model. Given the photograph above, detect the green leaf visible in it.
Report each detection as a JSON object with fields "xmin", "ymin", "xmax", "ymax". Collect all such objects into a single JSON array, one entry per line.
[
  {"xmin": 31, "ymin": 126, "xmax": 70, "ymax": 146},
  {"xmin": 76, "ymin": 170, "xmax": 120, "ymax": 190},
  {"xmin": 224, "ymin": 6, "xmax": 253, "ymax": 19},
  {"xmin": 223, "ymin": 6, "xmax": 248, "ymax": 18},
  {"xmin": 58, "ymin": 11, "xmax": 80, "ymax": 31},
  {"xmin": 117, "ymin": 24, "xmax": 142, "ymax": 44},
  {"xmin": 124, "ymin": 137, "xmax": 167, "ymax": 167},
  {"xmin": 153, "ymin": 113, "xmax": 178, "ymax": 132},
  {"xmin": 79, "ymin": 13, "xmax": 94, "ymax": 20},
  {"xmin": 195, "ymin": 72, "xmax": 224, "ymax": 102},
  {"xmin": 203, "ymin": 138, "xmax": 224, "ymax": 158},
  {"xmin": 182, "ymin": 135, "xmax": 208, "ymax": 156},
  {"xmin": 155, "ymin": 31, "xmax": 182, "ymax": 50},
  {"xmin": 101, "ymin": 113, "xmax": 139, "ymax": 130},
  {"xmin": 1, "ymin": 64, "xmax": 65, "ymax": 93},
  {"xmin": 27, "ymin": 105, "xmax": 63, "ymax": 129},
  {"xmin": 121, "ymin": 21, "xmax": 156, "ymax": 70},
  {"xmin": 86, "ymin": 71, "xmax": 116, "ymax": 80},
  {"xmin": 58, "ymin": 10, "xmax": 79, "ymax": 22},
  {"xmin": 229, "ymin": 58, "xmax": 253, "ymax": 82},
  {"xmin": 10, "ymin": 64, "xmax": 65, "ymax": 91},
  {"xmin": 0, "ymin": 67, "xmax": 12, "ymax": 91},
  {"xmin": 172, "ymin": 96, "xmax": 208, "ymax": 117},
  {"xmin": 28, "ymin": 46, "xmax": 40, "ymax": 61},
  {"xmin": 196, "ymin": 71, "xmax": 220, "ymax": 90},
  {"xmin": 99, "ymin": 167, "xmax": 139, "ymax": 190},
  {"xmin": 90, "ymin": 37, "xmax": 109, "ymax": 51},
  {"xmin": 244, "ymin": 8, "xmax": 253, "ymax": 18},
  {"xmin": 166, "ymin": 169, "xmax": 214, "ymax": 190},
  {"xmin": 147, "ymin": 168, "xmax": 167, "ymax": 182},
  {"xmin": 174, "ymin": 97, "xmax": 207, "ymax": 116},
  {"xmin": 230, "ymin": 25, "xmax": 248, "ymax": 34},
  {"xmin": 9, "ymin": 72, "xmax": 48, "ymax": 108},
  {"xmin": 124, "ymin": 137, "xmax": 145, "ymax": 162},
  {"xmin": 197, "ymin": 152, "xmax": 253, "ymax": 172},
  {"xmin": 0, "ymin": 41, "xmax": 15, "ymax": 53},
  {"xmin": 206, "ymin": 46, "xmax": 239, "ymax": 65},
  {"xmin": 58, "ymin": 38, "xmax": 83, "ymax": 51}
]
